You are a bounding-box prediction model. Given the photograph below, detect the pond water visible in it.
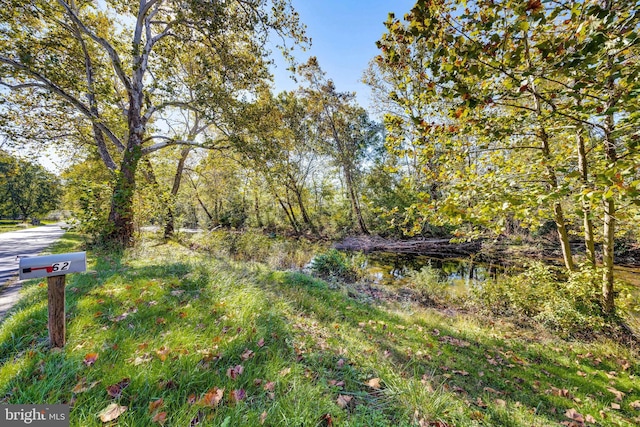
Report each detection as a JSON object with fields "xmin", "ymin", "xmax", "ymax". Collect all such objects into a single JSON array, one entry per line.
[{"xmin": 357, "ymin": 252, "xmax": 513, "ymax": 294}]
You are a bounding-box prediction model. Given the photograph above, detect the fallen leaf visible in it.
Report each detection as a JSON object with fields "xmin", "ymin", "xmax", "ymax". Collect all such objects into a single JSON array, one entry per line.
[
  {"xmin": 98, "ymin": 403, "xmax": 127, "ymax": 423},
  {"xmin": 607, "ymin": 386, "xmax": 625, "ymax": 401},
  {"xmin": 577, "ymin": 371, "xmax": 587, "ymax": 377},
  {"xmin": 337, "ymin": 359, "xmax": 345, "ymax": 368},
  {"xmin": 231, "ymin": 389, "xmax": 246, "ymax": 402},
  {"xmin": 611, "ymin": 402, "xmax": 621, "ymax": 410},
  {"xmin": 241, "ymin": 349, "xmax": 254, "ymax": 360},
  {"xmin": 439, "ymin": 336, "xmax": 470, "ymax": 347},
  {"xmin": 170, "ymin": 290, "xmax": 184, "ymax": 296},
  {"xmin": 227, "ymin": 365, "xmax": 244, "ymax": 379},
  {"xmin": 83, "ymin": 353, "xmax": 99, "ymax": 366},
  {"xmin": 483, "ymin": 387, "xmax": 502, "ymax": 395},
  {"xmin": 565, "ymin": 408, "xmax": 584, "ymax": 423},
  {"xmin": 495, "ymin": 399, "xmax": 506, "ymax": 407},
  {"xmin": 260, "ymin": 411, "xmax": 267, "ymax": 425},
  {"xmin": 257, "ymin": 338, "xmax": 265, "ymax": 347},
  {"xmin": 452, "ymin": 370, "xmax": 469, "ymax": 376},
  {"xmin": 585, "ymin": 414, "xmax": 596, "ymax": 424},
  {"xmin": 263, "ymin": 381, "xmax": 275, "ymax": 392},
  {"xmin": 156, "ymin": 346, "xmax": 170, "ymax": 362},
  {"xmin": 106, "ymin": 378, "xmax": 130, "ymax": 398},
  {"xmin": 152, "ymin": 411, "xmax": 167, "ymax": 425},
  {"xmin": 630, "ymin": 400, "xmax": 640, "ymax": 410},
  {"xmin": 551, "ymin": 387, "xmax": 573, "ymax": 399},
  {"xmin": 72, "ymin": 378, "xmax": 100, "ymax": 394},
  {"xmin": 187, "ymin": 394, "xmax": 197, "ymax": 404},
  {"xmin": 336, "ymin": 394, "xmax": 352, "ymax": 409},
  {"xmin": 365, "ymin": 378, "xmax": 381, "ymax": 389},
  {"xmin": 198, "ymin": 387, "xmax": 224, "ymax": 407},
  {"xmin": 279, "ymin": 367, "xmax": 291, "ymax": 377},
  {"xmin": 321, "ymin": 413, "xmax": 334, "ymax": 426},
  {"xmin": 149, "ymin": 399, "xmax": 164, "ymax": 413}
]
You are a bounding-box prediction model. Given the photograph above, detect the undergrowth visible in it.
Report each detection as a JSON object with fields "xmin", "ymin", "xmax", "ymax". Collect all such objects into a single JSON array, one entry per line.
[{"xmin": 0, "ymin": 234, "xmax": 638, "ymax": 426}]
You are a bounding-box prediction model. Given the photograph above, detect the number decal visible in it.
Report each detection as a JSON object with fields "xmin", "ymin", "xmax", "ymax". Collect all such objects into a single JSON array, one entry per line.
[{"xmin": 51, "ymin": 262, "xmax": 71, "ymax": 272}]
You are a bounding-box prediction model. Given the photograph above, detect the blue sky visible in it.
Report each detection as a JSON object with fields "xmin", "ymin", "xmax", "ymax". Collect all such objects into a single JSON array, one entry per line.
[{"xmin": 271, "ymin": 0, "xmax": 416, "ymax": 109}]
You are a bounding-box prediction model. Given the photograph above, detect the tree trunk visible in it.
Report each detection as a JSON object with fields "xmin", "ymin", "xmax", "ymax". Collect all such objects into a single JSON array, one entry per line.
[
  {"xmin": 602, "ymin": 119, "xmax": 617, "ymax": 314},
  {"xmin": 277, "ymin": 196, "xmax": 300, "ymax": 234},
  {"xmin": 344, "ymin": 167, "xmax": 369, "ymax": 235},
  {"xmin": 577, "ymin": 124, "xmax": 596, "ymax": 266},
  {"xmin": 523, "ymin": 32, "xmax": 574, "ymax": 271},
  {"xmin": 164, "ymin": 147, "xmax": 192, "ymax": 238},
  {"xmin": 106, "ymin": 145, "xmax": 141, "ymax": 246},
  {"xmin": 106, "ymin": 89, "xmax": 144, "ymax": 247}
]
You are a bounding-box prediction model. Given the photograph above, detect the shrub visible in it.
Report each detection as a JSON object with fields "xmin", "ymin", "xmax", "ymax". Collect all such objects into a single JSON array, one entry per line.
[
  {"xmin": 310, "ymin": 249, "xmax": 360, "ymax": 282},
  {"xmin": 407, "ymin": 265, "xmax": 450, "ymax": 305},
  {"xmin": 470, "ymin": 262, "xmax": 607, "ymax": 337}
]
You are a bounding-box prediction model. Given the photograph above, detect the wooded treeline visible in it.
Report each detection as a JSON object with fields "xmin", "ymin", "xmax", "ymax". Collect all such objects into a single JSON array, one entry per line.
[{"xmin": 1, "ymin": 0, "xmax": 639, "ymax": 314}]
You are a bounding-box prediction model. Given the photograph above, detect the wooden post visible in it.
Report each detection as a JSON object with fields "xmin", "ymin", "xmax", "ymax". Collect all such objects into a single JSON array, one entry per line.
[{"xmin": 47, "ymin": 275, "xmax": 66, "ymax": 348}]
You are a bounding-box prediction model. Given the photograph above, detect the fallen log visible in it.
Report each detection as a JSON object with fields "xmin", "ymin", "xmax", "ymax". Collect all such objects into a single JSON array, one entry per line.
[{"xmin": 334, "ymin": 236, "xmax": 482, "ymax": 258}]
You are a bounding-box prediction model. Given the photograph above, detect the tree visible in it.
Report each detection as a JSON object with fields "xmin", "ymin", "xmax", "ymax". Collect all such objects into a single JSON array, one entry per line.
[
  {"xmin": 0, "ymin": 153, "xmax": 61, "ymax": 220},
  {"xmin": 299, "ymin": 57, "xmax": 378, "ymax": 235},
  {"xmin": 0, "ymin": 0, "xmax": 306, "ymax": 246},
  {"xmin": 372, "ymin": 0, "xmax": 640, "ymax": 312}
]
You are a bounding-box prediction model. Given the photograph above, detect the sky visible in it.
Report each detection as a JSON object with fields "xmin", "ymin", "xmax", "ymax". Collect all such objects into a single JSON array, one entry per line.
[{"xmin": 271, "ymin": 0, "xmax": 416, "ymax": 110}]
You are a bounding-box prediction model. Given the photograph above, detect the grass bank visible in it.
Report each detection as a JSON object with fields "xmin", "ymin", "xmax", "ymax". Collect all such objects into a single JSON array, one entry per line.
[{"xmin": 0, "ymin": 234, "xmax": 638, "ymax": 426}]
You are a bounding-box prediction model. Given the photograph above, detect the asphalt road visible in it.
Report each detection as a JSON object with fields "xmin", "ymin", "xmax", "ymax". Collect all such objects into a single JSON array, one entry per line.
[{"xmin": 0, "ymin": 224, "xmax": 66, "ymax": 320}]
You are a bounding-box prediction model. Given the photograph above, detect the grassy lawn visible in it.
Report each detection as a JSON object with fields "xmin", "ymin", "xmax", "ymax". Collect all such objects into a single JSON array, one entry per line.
[{"xmin": 0, "ymin": 234, "xmax": 638, "ymax": 426}]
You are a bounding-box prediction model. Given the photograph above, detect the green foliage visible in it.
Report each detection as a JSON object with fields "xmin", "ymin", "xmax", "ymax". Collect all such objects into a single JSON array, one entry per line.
[
  {"xmin": 310, "ymin": 249, "xmax": 361, "ymax": 282},
  {"xmin": 187, "ymin": 229, "xmax": 324, "ymax": 270},
  {"xmin": 62, "ymin": 160, "xmax": 113, "ymax": 242},
  {"xmin": 407, "ymin": 265, "xmax": 450, "ymax": 305},
  {"xmin": 470, "ymin": 262, "xmax": 606, "ymax": 336},
  {"xmin": 0, "ymin": 152, "xmax": 61, "ymax": 220}
]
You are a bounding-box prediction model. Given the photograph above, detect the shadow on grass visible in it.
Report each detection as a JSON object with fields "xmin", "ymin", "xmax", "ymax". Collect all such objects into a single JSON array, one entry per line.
[{"xmin": 0, "ymin": 246, "xmax": 638, "ymax": 426}]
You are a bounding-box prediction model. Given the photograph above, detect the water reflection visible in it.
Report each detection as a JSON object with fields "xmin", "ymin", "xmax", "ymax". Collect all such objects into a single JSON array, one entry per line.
[{"xmin": 357, "ymin": 252, "xmax": 509, "ymax": 290}]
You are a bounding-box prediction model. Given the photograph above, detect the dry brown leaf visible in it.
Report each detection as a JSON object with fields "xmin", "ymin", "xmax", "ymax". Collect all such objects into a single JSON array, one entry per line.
[
  {"xmin": 565, "ymin": 408, "xmax": 584, "ymax": 423},
  {"xmin": 630, "ymin": 400, "xmax": 640, "ymax": 410},
  {"xmin": 611, "ymin": 402, "xmax": 621, "ymax": 410},
  {"xmin": 227, "ymin": 365, "xmax": 244, "ymax": 379},
  {"xmin": 241, "ymin": 349, "xmax": 254, "ymax": 360},
  {"xmin": 106, "ymin": 378, "xmax": 130, "ymax": 399},
  {"xmin": 585, "ymin": 414, "xmax": 596, "ymax": 424},
  {"xmin": 260, "ymin": 411, "xmax": 267, "ymax": 425},
  {"xmin": 156, "ymin": 346, "xmax": 170, "ymax": 362},
  {"xmin": 257, "ymin": 338, "xmax": 265, "ymax": 348},
  {"xmin": 263, "ymin": 381, "xmax": 275, "ymax": 392},
  {"xmin": 230, "ymin": 389, "xmax": 246, "ymax": 402},
  {"xmin": 98, "ymin": 403, "xmax": 127, "ymax": 423},
  {"xmin": 198, "ymin": 387, "xmax": 224, "ymax": 407},
  {"xmin": 606, "ymin": 386, "xmax": 625, "ymax": 401},
  {"xmin": 83, "ymin": 353, "xmax": 99, "ymax": 366},
  {"xmin": 365, "ymin": 378, "xmax": 381, "ymax": 389},
  {"xmin": 495, "ymin": 399, "xmax": 506, "ymax": 407},
  {"xmin": 336, "ymin": 394, "xmax": 352, "ymax": 409},
  {"xmin": 152, "ymin": 411, "xmax": 167, "ymax": 425},
  {"xmin": 149, "ymin": 399, "xmax": 164, "ymax": 413}
]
